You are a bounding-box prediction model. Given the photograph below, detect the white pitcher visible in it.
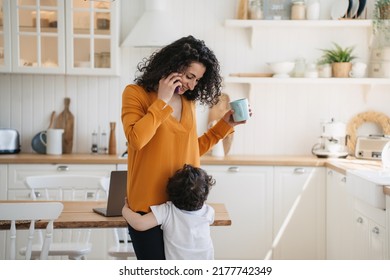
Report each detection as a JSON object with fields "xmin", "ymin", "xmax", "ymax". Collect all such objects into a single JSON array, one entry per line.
[{"xmin": 40, "ymin": 128, "xmax": 64, "ymax": 155}]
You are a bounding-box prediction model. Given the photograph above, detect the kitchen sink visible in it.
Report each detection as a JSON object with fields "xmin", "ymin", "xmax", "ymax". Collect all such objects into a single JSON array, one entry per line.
[{"xmin": 346, "ymin": 169, "xmax": 390, "ymax": 209}]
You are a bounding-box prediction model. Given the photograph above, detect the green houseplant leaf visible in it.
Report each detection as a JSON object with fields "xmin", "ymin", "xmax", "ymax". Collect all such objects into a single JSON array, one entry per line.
[{"xmin": 319, "ymin": 43, "xmax": 357, "ymax": 64}]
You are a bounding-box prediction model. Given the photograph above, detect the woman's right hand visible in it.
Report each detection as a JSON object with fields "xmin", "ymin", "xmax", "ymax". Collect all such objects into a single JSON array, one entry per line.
[{"xmin": 158, "ymin": 72, "xmax": 182, "ymax": 104}]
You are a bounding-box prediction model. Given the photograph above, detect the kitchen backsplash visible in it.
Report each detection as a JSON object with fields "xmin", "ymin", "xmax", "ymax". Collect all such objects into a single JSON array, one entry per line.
[{"xmin": 1, "ymin": 0, "xmax": 389, "ymax": 156}]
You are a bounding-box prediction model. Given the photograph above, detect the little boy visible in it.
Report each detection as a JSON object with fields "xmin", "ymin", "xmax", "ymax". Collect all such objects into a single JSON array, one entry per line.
[{"xmin": 122, "ymin": 164, "xmax": 216, "ymax": 260}]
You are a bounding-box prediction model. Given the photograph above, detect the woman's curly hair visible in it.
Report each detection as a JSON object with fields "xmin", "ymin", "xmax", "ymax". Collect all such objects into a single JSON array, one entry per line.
[
  {"xmin": 134, "ymin": 35, "xmax": 223, "ymax": 107},
  {"xmin": 166, "ymin": 164, "xmax": 216, "ymax": 211}
]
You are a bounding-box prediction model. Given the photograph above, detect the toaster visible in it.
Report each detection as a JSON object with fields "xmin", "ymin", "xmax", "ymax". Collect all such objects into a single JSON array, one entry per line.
[
  {"xmin": 355, "ymin": 135, "xmax": 390, "ymax": 160},
  {"xmin": 0, "ymin": 128, "xmax": 21, "ymax": 154}
]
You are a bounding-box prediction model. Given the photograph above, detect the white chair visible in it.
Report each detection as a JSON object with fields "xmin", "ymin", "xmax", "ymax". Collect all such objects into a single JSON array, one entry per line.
[
  {"xmin": 0, "ymin": 202, "xmax": 63, "ymax": 260},
  {"xmin": 23, "ymin": 174, "xmax": 107, "ymax": 260},
  {"xmin": 100, "ymin": 178, "xmax": 136, "ymax": 260},
  {"xmin": 108, "ymin": 227, "xmax": 136, "ymax": 260}
]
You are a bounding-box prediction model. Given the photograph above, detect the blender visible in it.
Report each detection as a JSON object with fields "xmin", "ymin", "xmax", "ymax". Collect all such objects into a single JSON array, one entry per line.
[{"xmin": 312, "ymin": 119, "xmax": 348, "ymax": 158}]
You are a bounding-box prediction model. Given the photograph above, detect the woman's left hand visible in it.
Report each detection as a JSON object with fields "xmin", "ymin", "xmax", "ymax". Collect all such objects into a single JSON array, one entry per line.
[{"xmin": 222, "ymin": 106, "xmax": 253, "ymax": 127}]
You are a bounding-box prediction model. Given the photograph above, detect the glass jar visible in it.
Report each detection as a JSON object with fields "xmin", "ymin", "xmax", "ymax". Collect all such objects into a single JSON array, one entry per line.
[
  {"xmin": 291, "ymin": 1, "xmax": 306, "ymax": 20},
  {"xmin": 293, "ymin": 57, "xmax": 306, "ymax": 77},
  {"xmin": 249, "ymin": 0, "xmax": 263, "ymax": 20}
]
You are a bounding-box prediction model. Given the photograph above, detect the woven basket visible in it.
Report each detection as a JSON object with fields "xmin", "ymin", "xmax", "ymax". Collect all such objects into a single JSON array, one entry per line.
[{"xmin": 332, "ymin": 62, "xmax": 352, "ymax": 78}]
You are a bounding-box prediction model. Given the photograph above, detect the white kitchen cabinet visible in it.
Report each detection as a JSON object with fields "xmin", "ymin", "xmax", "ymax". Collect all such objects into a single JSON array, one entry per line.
[
  {"xmin": 3, "ymin": 163, "xmax": 116, "ymax": 260},
  {"xmin": 7, "ymin": 0, "xmax": 119, "ymax": 75},
  {"xmin": 0, "ymin": 0, "xmax": 12, "ymax": 72},
  {"xmin": 352, "ymin": 199, "xmax": 387, "ymax": 259},
  {"xmin": 65, "ymin": 0, "xmax": 119, "ymax": 76},
  {"xmin": 326, "ymin": 169, "xmax": 355, "ymax": 259},
  {"xmin": 272, "ymin": 166, "xmax": 326, "ymax": 259},
  {"xmin": 203, "ymin": 165, "xmax": 273, "ymax": 260},
  {"xmin": 0, "ymin": 164, "xmax": 7, "ymax": 200},
  {"xmin": 10, "ymin": 0, "xmax": 65, "ymax": 74},
  {"xmin": 0, "ymin": 164, "xmax": 6, "ymax": 260},
  {"xmin": 387, "ymin": 195, "xmax": 390, "ymax": 259}
]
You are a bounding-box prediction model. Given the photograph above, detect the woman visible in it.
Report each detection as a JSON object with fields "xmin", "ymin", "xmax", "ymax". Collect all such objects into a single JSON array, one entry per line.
[{"xmin": 121, "ymin": 35, "xmax": 250, "ymax": 259}]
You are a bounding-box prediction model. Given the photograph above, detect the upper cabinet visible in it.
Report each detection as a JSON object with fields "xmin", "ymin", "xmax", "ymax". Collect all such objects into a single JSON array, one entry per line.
[
  {"xmin": 4, "ymin": 0, "xmax": 119, "ymax": 76},
  {"xmin": 0, "ymin": 0, "xmax": 11, "ymax": 72},
  {"xmin": 65, "ymin": 0, "xmax": 119, "ymax": 76},
  {"xmin": 10, "ymin": 0, "xmax": 65, "ymax": 74}
]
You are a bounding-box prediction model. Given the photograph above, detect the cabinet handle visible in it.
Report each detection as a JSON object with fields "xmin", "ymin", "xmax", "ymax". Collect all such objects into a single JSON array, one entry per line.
[
  {"xmin": 372, "ymin": 227, "xmax": 380, "ymax": 235},
  {"xmin": 86, "ymin": 192, "xmax": 95, "ymax": 199},
  {"xmin": 356, "ymin": 217, "xmax": 363, "ymax": 224},
  {"xmin": 294, "ymin": 168, "xmax": 305, "ymax": 174},
  {"xmin": 227, "ymin": 166, "xmax": 239, "ymax": 173},
  {"xmin": 328, "ymin": 170, "xmax": 333, "ymax": 176},
  {"xmin": 57, "ymin": 165, "xmax": 69, "ymax": 172},
  {"xmin": 341, "ymin": 177, "xmax": 346, "ymax": 183},
  {"xmin": 29, "ymin": 191, "xmax": 41, "ymax": 199}
]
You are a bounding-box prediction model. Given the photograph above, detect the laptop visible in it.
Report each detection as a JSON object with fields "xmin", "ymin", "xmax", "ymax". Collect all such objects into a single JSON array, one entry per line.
[{"xmin": 93, "ymin": 170, "xmax": 127, "ymax": 217}]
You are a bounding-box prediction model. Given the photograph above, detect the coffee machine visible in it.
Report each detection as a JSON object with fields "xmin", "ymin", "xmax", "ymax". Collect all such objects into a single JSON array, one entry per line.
[{"xmin": 312, "ymin": 119, "xmax": 348, "ymax": 158}]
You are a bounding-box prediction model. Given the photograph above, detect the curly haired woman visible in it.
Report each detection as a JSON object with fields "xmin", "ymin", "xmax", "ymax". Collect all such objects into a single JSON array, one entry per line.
[{"xmin": 121, "ymin": 35, "xmax": 250, "ymax": 259}]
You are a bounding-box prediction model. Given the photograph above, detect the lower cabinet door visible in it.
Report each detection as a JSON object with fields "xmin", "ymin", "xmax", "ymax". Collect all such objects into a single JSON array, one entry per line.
[
  {"xmin": 273, "ymin": 166, "xmax": 326, "ymax": 259},
  {"xmin": 202, "ymin": 165, "xmax": 273, "ymax": 260}
]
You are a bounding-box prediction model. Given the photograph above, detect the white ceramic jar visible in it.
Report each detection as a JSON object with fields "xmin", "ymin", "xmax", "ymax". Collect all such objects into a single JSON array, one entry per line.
[{"xmin": 306, "ymin": 0, "xmax": 320, "ymax": 20}]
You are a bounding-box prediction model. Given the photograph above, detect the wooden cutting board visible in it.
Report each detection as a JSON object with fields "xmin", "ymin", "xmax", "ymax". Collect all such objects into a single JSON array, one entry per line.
[
  {"xmin": 55, "ymin": 97, "xmax": 74, "ymax": 154},
  {"xmin": 208, "ymin": 93, "xmax": 233, "ymax": 155}
]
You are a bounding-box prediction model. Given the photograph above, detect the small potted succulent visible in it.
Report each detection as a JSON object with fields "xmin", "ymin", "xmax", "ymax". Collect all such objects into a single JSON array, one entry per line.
[{"xmin": 319, "ymin": 43, "xmax": 357, "ymax": 78}]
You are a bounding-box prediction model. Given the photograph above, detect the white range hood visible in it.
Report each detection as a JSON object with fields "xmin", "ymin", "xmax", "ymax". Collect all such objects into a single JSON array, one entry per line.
[{"xmin": 121, "ymin": 0, "xmax": 179, "ymax": 48}]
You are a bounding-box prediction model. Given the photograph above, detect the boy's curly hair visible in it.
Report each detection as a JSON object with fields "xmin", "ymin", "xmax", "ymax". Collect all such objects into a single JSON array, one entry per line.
[
  {"xmin": 167, "ymin": 164, "xmax": 216, "ymax": 211},
  {"xmin": 134, "ymin": 35, "xmax": 223, "ymax": 107}
]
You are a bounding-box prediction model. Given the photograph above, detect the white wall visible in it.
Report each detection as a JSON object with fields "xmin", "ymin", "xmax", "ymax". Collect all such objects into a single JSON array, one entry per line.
[{"xmin": 1, "ymin": 0, "xmax": 389, "ymax": 156}]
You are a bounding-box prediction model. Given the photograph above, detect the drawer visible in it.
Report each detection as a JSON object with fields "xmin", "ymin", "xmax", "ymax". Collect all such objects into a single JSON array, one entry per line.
[
  {"xmin": 8, "ymin": 188, "xmax": 106, "ymax": 201},
  {"xmin": 8, "ymin": 164, "xmax": 115, "ymax": 190}
]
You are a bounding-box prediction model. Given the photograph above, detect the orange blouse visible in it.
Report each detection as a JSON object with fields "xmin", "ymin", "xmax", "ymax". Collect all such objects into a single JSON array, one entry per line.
[{"xmin": 121, "ymin": 85, "xmax": 234, "ymax": 212}]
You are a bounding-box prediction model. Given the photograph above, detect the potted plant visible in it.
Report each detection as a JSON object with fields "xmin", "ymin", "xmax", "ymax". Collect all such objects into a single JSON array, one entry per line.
[
  {"xmin": 319, "ymin": 43, "xmax": 357, "ymax": 78},
  {"xmin": 373, "ymin": 0, "xmax": 390, "ymax": 45},
  {"xmin": 375, "ymin": 0, "xmax": 390, "ymax": 20}
]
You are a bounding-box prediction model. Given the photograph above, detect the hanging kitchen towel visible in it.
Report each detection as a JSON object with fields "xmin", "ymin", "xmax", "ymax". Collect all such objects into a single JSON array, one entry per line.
[{"xmin": 55, "ymin": 97, "xmax": 74, "ymax": 154}]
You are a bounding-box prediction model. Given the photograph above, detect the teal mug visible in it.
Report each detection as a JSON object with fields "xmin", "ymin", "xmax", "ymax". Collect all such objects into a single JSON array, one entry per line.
[{"xmin": 229, "ymin": 98, "xmax": 250, "ymax": 122}]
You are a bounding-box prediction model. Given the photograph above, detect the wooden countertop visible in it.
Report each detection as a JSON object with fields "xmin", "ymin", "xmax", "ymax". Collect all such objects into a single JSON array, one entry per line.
[
  {"xmin": 1, "ymin": 153, "xmax": 388, "ymax": 195},
  {"xmin": 325, "ymin": 158, "xmax": 390, "ymax": 196},
  {"xmin": 0, "ymin": 153, "xmax": 327, "ymax": 166},
  {"xmin": 0, "ymin": 201, "xmax": 231, "ymax": 230},
  {"xmin": 0, "ymin": 153, "xmax": 128, "ymax": 164}
]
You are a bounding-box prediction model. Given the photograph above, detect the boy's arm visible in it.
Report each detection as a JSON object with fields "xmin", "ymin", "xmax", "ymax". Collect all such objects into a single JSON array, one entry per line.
[{"xmin": 122, "ymin": 200, "xmax": 158, "ymax": 231}]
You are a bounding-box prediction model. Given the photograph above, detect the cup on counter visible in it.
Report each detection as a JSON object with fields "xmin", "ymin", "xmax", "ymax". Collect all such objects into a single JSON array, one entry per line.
[
  {"xmin": 229, "ymin": 98, "xmax": 250, "ymax": 122},
  {"xmin": 349, "ymin": 62, "xmax": 367, "ymax": 78},
  {"xmin": 40, "ymin": 128, "xmax": 64, "ymax": 155},
  {"xmin": 318, "ymin": 63, "xmax": 332, "ymax": 78}
]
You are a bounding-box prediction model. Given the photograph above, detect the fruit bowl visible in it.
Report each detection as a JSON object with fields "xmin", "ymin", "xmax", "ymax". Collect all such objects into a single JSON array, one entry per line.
[{"xmin": 267, "ymin": 61, "xmax": 295, "ymax": 78}]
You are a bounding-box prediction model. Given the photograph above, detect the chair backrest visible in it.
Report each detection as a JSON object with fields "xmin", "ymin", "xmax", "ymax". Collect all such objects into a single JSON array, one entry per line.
[
  {"xmin": 25, "ymin": 174, "xmax": 107, "ymax": 201},
  {"xmin": 0, "ymin": 202, "xmax": 63, "ymax": 260},
  {"xmin": 24, "ymin": 174, "xmax": 108, "ymax": 245}
]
